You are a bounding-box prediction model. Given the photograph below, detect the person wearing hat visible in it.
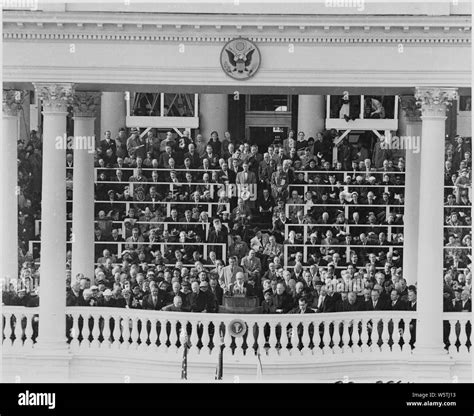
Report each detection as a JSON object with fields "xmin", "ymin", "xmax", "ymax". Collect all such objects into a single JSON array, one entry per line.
[
  {"xmin": 98, "ymin": 289, "xmax": 116, "ymax": 307},
  {"xmin": 107, "ymin": 189, "xmax": 116, "ymax": 206}
]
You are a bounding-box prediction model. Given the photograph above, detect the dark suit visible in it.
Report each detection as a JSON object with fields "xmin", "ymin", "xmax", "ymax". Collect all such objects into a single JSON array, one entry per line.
[
  {"xmin": 145, "ymin": 195, "xmax": 162, "ymax": 212},
  {"xmin": 210, "ymin": 286, "xmax": 224, "ymax": 306},
  {"xmin": 99, "ymin": 138, "xmax": 117, "ymax": 156},
  {"xmin": 180, "ymin": 218, "xmax": 197, "ymax": 233},
  {"xmin": 227, "ymin": 169, "xmax": 238, "ymax": 183},
  {"xmin": 364, "ymin": 299, "xmax": 388, "ymax": 311},
  {"xmin": 228, "ymin": 282, "xmax": 255, "ymax": 297},
  {"xmin": 207, "ymin": 227, "xmax": 228, "ymax": 256},
  {"xmin": 188, "ymin": 291, "xmax": 216, "ymax": 313},
  {"xmin": 158, "ymin": 152, "xmax": 175, "ymax": 168},
  {"xmin": 316, "ymin": 295, "xmax": 338, "ymax": 313},
  {"xmin": 337, "ymin": 300, "xmax": 363, "ymax": 312},
  {"xmin": 142, "ymin": 291, "xmax": 167, "ymax": 310},
  {"xmin": 389, "ymin": 299, "xmax": 407, "ymax": 311},
  {"xmin": 98, "ymin": 297, "xmax": 117, "ymax": 308},
  {"xmin": 271, "ymin": 292, "xmax": 294, "ymax": 313},
  {"xmin": 66, "ymin": 291, "xmax": 80, "ymax": 307},
  {"xmin": 107, "ymin": 236, "xmax": 125, "ymax": 255},
  {"xmin": 405, "ymin": 301, "xmax": 417, "ymax": 347},
  {"xmin": 289, "ymin": 307, "xmax": 315, "ymax": 314},
  {"xmin": 183, "ymin": 151, "xmax": 201, "ymax": 169},
  {"xmin": 460, "ymin": 299, "xmax": 472, "ymax": 312},
  {"xmin": 406, "ymin": 301, "xmax": 417, "ymax": 311},
  {"xmin": 261, "ymin": 300, "xmax": 274, "ymax": 314}
]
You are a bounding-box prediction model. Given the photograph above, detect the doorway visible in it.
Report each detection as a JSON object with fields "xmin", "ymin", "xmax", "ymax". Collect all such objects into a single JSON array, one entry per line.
[
  {"xmin": 248, "ymin": 126, "xmax": 288, "ymax": 148},
  {"xmin": 245, "ymin": 94, "xmax": 293, "ymax": 148}
]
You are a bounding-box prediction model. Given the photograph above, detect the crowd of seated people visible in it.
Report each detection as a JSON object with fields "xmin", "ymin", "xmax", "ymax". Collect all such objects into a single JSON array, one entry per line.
[
  {"xmin": 62, "ymin": 126, "xmax": 411, "ymax": 313},
  {"xmin": 13, "ymin": 130, "xmax": 43, "ymax": 298},
  {"xmin": 443, "ymin": 135, "xmax": 472, "ymax": 312},
  {"xmin": 5, "ymin": 123, "xmax": 471, "ymax": 315}
]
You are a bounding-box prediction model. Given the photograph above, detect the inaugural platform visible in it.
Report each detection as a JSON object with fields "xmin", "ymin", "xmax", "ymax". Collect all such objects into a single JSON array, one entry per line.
[{"xmin": 1, "ymin": 0, "xmax": 472, "ymax": 383}]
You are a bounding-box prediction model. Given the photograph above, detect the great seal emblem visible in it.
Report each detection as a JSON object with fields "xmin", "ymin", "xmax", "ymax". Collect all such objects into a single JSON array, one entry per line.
[{"xmin": 220, "ymin": 38, "xmax": 261, "ymax": 80}]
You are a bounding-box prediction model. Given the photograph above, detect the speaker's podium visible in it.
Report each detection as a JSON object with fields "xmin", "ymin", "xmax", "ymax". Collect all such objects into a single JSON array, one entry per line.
[{"xmin": 218, "ymin": 295, "xmax": 262, "ymax": 314}]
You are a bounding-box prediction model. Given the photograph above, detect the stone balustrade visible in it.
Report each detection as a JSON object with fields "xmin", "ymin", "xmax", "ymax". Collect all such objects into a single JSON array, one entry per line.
[{"xmin": 2, "ymin": 306, "xmax": 470, "ymax": 360}]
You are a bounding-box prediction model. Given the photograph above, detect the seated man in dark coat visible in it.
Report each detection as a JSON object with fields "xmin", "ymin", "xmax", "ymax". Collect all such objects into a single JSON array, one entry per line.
[
  {"xmin": 288, "ymin": 297, "xmax": 315, "ymax": 348},
  {"xmin": 290, "ymin": 297, "xmax": 315, "ymax": 314},
  {"xmin": 187, "ymin": 281, "xmax": 216, "ymax": 313},
  {"xmin": 209, "ymin": 277, "xmax": 224, "ymax": 307},
  {"xmin": 388, "ymin": 289, "xmax": 407, "ymax": 311},
  {"xmin": 337, "ymin": 291, "xmax": 363, "ymax": 312},
  {"xmin": 271, "ymin": 282, "xmax": 294, "ymax": 313},
  {"xmin": 261, "ymin": 289, "xmax": 274, "ymax": 313},
  {"xmin": 364, "ymin": 289, "xmax": 389, "ymax": 311}
]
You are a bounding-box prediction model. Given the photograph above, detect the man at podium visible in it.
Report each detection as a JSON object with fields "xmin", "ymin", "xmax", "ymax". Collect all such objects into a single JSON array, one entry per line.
[
  {"xmin": 220, "ymin": 272, "xmax": 260, "ymax": 313},
  {"xmin": 226, "ymin": 272, "xmax": 255, "ymax": 298}
]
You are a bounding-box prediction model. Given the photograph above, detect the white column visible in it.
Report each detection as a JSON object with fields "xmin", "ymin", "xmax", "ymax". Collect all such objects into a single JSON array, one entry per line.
[
  {"xmin": 30, "ymin": 94, "xmax": 40, "ymax": 132},
  {"xmin": 297, "ymin": 95, "xmax": 325, "ymax": 138},
  {"xmin": 33, "ymin": 82, "xmax": 75, "ymax": 350},
  {"xmin": 71, "ymin": 92, "xmax": 100, "ymax": 284},
  {"xmin": 414, "ymin": 87, "xmax": 458, "ymax": 356},
  {"xmin": 199, "ymin": 94, "xmax": 228, "ymax": 142},
  {"xmin": 19, "ymin": 93, "xmax": 30, "ymax": 143},
  {"xmin": 399, "ymin": 98, "xmax": 422, "ymax": 286},
  {"xmin": 100, "ymin": 92, "xmax": 126, "ymax": 138},
  {"xmin": 403, "ymin": 121, "xmax": 421, "ymax": 286},
  {"xmin": 2, "ymin": 90, "xmax": 24, "ymax": 286}
]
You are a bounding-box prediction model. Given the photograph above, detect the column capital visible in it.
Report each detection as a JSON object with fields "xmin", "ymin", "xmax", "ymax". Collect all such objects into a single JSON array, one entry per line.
[
  {"xmin": 414, "ymin": 87, "xmax": 458, "ymax": 118},
  {"xmin": 72, "ymin": 91, "xmax": 101, "ymax": 118},
  {"xmin": 3, "ymin": 89, "xmax": 26, "ymax": 117},
  {"xmin": 33, "ymin": 82, "xmax": 75, "ymax": 113}
]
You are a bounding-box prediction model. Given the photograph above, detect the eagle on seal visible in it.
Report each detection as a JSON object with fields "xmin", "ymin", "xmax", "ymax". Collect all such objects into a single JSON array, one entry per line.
[{"xmin": 225, "ymin": 48, "xmax": 256, "ymax": 74}]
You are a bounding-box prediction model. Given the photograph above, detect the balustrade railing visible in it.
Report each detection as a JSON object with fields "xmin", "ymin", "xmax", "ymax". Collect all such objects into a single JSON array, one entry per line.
[
  {"xmin": 3, "ymin": 307, "xmax": 470, "ymax": 360},
  {"xmin": 2, "ymin": 306, "xmax": 38, "ymax": 350},
  {"xmin": 62, "ymin": 308, "xmax": 421, "ymax": 357},
  {"xmin": 442, "ymin": 312, "xmax": 472, "ymax": 356}
]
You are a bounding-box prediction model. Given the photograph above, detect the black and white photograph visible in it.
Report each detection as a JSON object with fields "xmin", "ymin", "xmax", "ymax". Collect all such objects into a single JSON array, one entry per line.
[{"xmin": 1, "ymin": 0, "xmax": 472, "ymax": 411}]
